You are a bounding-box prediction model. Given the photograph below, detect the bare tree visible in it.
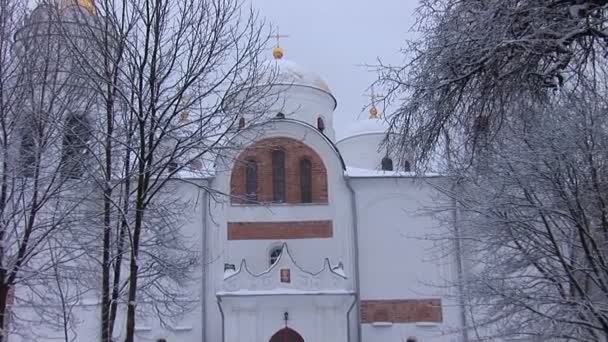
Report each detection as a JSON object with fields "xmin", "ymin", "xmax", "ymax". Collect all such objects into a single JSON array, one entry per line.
[
  {"xmin": 375, "ymin": 0, "xmax": 608, "ymax": 168},
  {"xmin": 377, "ymin": 1, "xmax": 608, "ymax": 341},
  {"xmin": 0, "ymin": 1, "xmax": 98, "ymax": 341},
  {"xmin": 49, "ymin": 1, "xmax": 273, "ymax": 341}
]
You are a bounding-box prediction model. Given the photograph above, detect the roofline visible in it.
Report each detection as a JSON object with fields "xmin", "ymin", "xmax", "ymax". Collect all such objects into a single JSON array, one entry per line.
[
  {"xmin": 336, "ymin": 131, "xmax": 387, "ymax": 145},
  {"xmin": 268, "ymin": 83, "xmax": 338, "ymax": 111},
  {"xmin": 276, "ymin": 118, "xmax": 346, "ymax": 170}
]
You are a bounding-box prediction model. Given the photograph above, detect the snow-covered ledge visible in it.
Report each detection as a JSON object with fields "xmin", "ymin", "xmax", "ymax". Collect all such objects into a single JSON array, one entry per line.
[{"xmin": 218, "ymin": 243, "xmax": 353, "ymax": 296}]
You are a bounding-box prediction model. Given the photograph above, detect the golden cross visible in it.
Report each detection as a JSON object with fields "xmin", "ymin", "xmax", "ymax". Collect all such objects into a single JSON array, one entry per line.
[
  {"xmin": 365, "ymin": 86, "xmax": 383, "ymax": 104},
  {"xmin": 271, "ymin": 27, "xmax": 290, "ymax": 48},
  {"xmin": 365, "ymin": 86, "xmax": 384, "ymax": 119}
]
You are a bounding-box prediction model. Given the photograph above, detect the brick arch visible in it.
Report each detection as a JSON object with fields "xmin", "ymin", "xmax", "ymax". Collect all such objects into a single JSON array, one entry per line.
[{"xmin": 230, "ymin": 137, "xmax": 328, "ymax": 204}]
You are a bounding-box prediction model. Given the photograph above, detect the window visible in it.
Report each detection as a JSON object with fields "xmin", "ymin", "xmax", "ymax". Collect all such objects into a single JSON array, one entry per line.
[
  {"xmin": 403, "ymin": 160, "xmax": 411, "ymax": 172},
  {"xmin": 60, "ymin": 114, "xmax": 91, "ymax": 179},
  {"xmin": 299, "ymin": 158, "xmax": 312, "ymax": 203},
  {"xmin": 381, "ymin": 156, "xmax": 393, "ymax": 171},
  {"xmin": 238, "ymin": 117, "xmax": 245, "ymax": 130},
  {"xmin": 272, "ymin": 149, "xmax": 285, "ymax": 202},
  {"xmin": 245, "ymin": 159, "xmax": 258, "ymax": 203},
  {"xmin": 317, "ymin": 117, "xmax": 325, "ymax": 132},
  {"xmin": 269, "ymin": 246, "xmax": 282, "ymax": 266},
  {"xmin": 167, "ymin": 160, "xmax": 178, "ymax": 173}
]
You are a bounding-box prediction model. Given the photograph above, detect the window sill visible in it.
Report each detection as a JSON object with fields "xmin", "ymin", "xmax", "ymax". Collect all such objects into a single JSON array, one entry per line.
[{"xmin": 371, "ymin": 322, "xmax": 393, "ymax": 327}]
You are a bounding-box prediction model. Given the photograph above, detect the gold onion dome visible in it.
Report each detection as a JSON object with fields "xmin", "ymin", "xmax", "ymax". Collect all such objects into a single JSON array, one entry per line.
[
  {"xmin": 273, "ymin": 46, "xmax": 284, "ymax": 60},
  {"xmin": 369, "ymin": 106, "xmax": 379, "ymax": 119},
  {"xmin": 58, "ymin": 0, "xmax": 96, "ymax": 15}
]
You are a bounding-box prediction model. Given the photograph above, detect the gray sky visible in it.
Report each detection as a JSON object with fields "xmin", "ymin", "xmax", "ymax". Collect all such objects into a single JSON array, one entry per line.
[
  {"xmin": 28, "ymin": 0, "xmax": 419, "ymax": 136},
  {"xmin": 251, "ymin": 0, "xmax": 419, "ymax": 137}
]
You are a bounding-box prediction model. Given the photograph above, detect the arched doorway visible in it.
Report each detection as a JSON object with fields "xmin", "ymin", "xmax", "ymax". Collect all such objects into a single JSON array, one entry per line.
[{"xmin": 269, "ymin": 328, "xmax": 304, "ymax": 342}]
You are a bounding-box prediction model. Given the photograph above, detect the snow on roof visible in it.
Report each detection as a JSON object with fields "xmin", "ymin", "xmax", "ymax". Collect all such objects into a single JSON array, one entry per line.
[
  {"xmin": 219, "ymin": 243, "xmax": 351, "ymax": 296},
  {"xmin": 261, "ymin": 58, "xmax": 332, "ymax": 94},
  {"xmin": 344, "ymin": 166, "xmax": 441, "ymax": 178},
  {"xmin": 339, "ymin": 117, "xmax": 390, "ymax": 141}
]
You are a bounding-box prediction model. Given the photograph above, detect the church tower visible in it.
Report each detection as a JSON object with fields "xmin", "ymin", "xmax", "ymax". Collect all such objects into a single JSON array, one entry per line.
[{"xmin": 208, "ymin": 43, "xmax": 357, "ymax": 342}]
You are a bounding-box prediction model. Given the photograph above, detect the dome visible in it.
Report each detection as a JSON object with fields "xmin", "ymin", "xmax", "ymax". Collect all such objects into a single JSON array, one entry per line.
[
  {"xmin": 262, "ymin": 58, "xmax": 332, "ymax": 94},
  {"xmin": 58, "ymin": 0, "xmax": 96, "ymax": 15},
  {"xmin": 340, "ymin": 117, "xmax": 390, "ymax": 139}
]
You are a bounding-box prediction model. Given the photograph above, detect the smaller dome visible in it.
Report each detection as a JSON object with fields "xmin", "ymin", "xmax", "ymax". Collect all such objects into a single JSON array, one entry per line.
[
  {"xmin": 262, "ymin": 58, "xmax": 332, "ymax": 94},
  {"xmin": 341, "ymin": 117, "xmax": 390, "ymax": 139}
]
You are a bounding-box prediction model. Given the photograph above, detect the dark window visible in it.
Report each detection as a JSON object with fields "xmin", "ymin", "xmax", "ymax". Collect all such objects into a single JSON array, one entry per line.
[
  {"xmin": 60, "ymin": 114, "xmax": 91, "ymax": 179},
  {"xmin": 167, "ymin": 161, "xmax": 178, "ymax": 173},
  {"xmin": 403, "ymin": 160, "xmax": 411, "ymax": 172},
  {"xmin": 269, "ymin": 246, "xmax": 282, "ymax": 266},
  {"xmin": 245, "ymin": 159, "xmax": 258, "ymax": 203},
  {"xmin": 272, "ymin": 149, "xmax": 286, "ymax": 202},
  {"xmin": 317, "ymin": 117, "xmax": 325, "ymax": 132},
  {"xmin": 238, "ymin": 117, "xmax": 245, "ymax": 129},
  {"xmin": 381, "ymin": 156, "xmax": 393, "ymax": 171},
  {"xmin": 299, "ymin": 158, "xmax": 312, "ymax": 203},
  {"xmin": 276, "ymin": 112, "xmax": 285, "ymax": 119}
]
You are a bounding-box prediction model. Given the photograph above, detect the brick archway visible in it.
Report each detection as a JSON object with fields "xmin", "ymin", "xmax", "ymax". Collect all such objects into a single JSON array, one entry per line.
[
  {"xmin": 230, "ymin": 137, "xmax": 328, "ymax": 204},
  {"xmin": 269, "ymin": 328, "xmax": 304, "ymax": 342}
]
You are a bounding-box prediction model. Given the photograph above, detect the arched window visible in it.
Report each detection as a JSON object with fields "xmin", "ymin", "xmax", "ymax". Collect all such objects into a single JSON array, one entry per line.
[
  {"xmin": 60, "ymin": 114, "xmax": 91, "ymax": 179},
  {"xmin": 269, "ymin": 246, "xmax": 282, "ymax": 266},
  {"xmin": 272, "ymin": 149, "xmax": 285, "ymax": 202},
  {"xmin": 403, "ymin": 160, "xmax": 411, "ymax": 172},
  {"xmin": 317, "ymin": 117, "xmax": 325, "ymax": 132},
  {"xmin": 245, "ymin": 159, "xmax": 258, "ymax": 203},
  {"xmin": 299, "ymin": 158, "xmax": 312, "ymax": 203},
  {"xmin": 381, "ymin": 156, "xmax": 393, "ymax": 171},
  {"xmin": 238, "ymin": 117, "xmax": 245, "ymax": 130}
]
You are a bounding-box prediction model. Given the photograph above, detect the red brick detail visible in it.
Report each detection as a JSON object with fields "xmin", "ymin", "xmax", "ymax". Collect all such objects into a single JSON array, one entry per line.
[
  {"xmin": 360, "ymin": 299, "xmax": 443, "ymax": 323},
  {"xmin": 230, "ymin": 137, "xmax": 328, "ymax": 204},
  {"xmin": 227, "ymin": 220, "xmax": 333, "ymax": 240}
]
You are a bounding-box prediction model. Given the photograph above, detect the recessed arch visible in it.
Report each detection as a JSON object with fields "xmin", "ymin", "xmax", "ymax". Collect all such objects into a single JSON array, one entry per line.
[
  {"xmin": 269, "ymin": 327, "xmax": 304, "ymax": 342},
  {"xmin": 230, "ymin": 137, "xmax": 328, "ymax": 204}
]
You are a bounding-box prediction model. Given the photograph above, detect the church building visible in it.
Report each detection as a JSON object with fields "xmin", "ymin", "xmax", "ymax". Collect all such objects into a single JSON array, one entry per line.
[
  {"xmin": 11, "ymin": 2, "xmax": 466, "ymax": 342},
  {"xmin": 117, "ymin": 47, "xmax": 462, "ymax": 342}
]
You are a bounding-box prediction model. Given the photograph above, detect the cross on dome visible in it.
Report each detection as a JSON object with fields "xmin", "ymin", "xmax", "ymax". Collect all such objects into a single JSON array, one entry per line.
[
  {"xmin": 271, "ymin": 27, "xmax": 289, "ymax": 59},
  {"xmin": 365, "ymin": 86, "xmax": 383, "ymax": 119}
]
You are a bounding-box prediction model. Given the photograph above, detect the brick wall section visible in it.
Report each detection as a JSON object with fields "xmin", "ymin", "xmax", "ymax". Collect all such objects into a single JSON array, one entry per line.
[
  {"xmin": 230, "ymin": 137, "xmax": 328, "ymax": 204},
  {"xmin": 228, "ymin": 220, "xmax": 333, "ymax": 240},
  {"xmin": 360, "ymin": 299, "xmax": 443, "ymax": 323}
]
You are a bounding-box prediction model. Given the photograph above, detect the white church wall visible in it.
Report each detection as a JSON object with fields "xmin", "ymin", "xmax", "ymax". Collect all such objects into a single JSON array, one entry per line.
[
  {"xmin": 213, "ymin": 120, "xmax": 354, "ymax": 275},
  {"xmin": 220, "ymin": 294, "xmax": 352, "ymax": 342},
  {"xmin": 206, "ymin": 120, "xmax": 356, "ymax": 342},
  {"xmin": 350, "ymin": 176, "xmax": 463, "ymax": 342},
  {"xmin": 10, "ymin": 178, "xmax": 209, "ymax": 342}
]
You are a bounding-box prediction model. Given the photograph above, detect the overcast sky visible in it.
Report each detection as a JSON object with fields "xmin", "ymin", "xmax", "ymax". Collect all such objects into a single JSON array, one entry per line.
[
  {"xmin": 251, "ymin": 0, "xmax": 419, "ymax": 137},
  {"xmin": 28, "ymin": 0, "xmax": 420, "ymax": 136}
]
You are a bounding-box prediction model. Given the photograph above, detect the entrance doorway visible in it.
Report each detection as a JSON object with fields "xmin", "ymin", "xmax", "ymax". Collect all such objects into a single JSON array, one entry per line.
[{"xmin": 269, "ymin": 328, "xmax": 304, "ymax": 342}]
